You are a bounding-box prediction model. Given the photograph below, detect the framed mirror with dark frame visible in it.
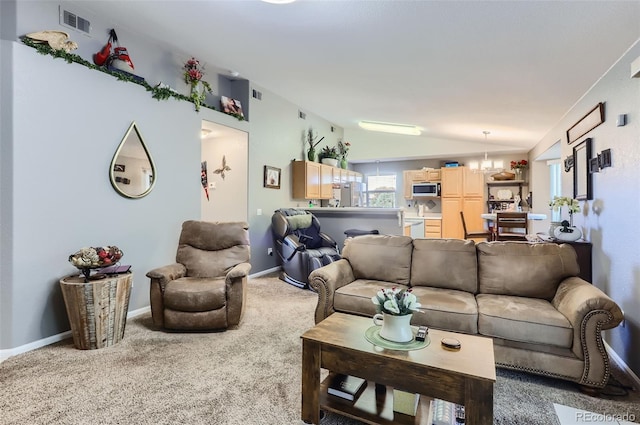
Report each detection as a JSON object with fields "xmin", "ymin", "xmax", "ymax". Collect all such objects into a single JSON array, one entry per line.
[{"xmin": 573, "ymin": 137, "xmax": 593, "ymax": 200}]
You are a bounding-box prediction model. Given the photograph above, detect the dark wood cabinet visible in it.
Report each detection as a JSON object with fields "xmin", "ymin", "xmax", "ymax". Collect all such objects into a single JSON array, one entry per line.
[{"xmin": 542, "ymin": 239, "xmax": 592, "ymax": 282}]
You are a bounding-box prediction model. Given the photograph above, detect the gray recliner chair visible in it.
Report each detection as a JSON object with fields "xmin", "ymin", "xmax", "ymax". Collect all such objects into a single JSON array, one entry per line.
[{"xmin": 271, "ymin": 209, "xmax": 340, "ymax": 288}]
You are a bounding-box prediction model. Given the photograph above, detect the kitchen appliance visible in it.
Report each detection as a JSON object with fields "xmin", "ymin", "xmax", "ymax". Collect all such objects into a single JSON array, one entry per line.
[
  {"xmin": 340, "ymin": 182, "xmax": 363, "ymax": 207},
  {"xmin": 412, "ymin": 182, "xmax": 440, "ymax": 197}
]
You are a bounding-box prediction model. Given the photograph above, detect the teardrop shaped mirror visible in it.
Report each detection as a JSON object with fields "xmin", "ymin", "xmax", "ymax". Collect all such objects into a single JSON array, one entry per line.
[{"xmin": 110, "ymin": 122, "xmax": 156, "ymax": 199}]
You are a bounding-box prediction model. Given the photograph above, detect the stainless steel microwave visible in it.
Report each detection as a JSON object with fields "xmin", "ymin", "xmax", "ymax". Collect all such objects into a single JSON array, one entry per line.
[{"xmin": 412, "ymin": 182, "xmax": 440, "ymax": 197}]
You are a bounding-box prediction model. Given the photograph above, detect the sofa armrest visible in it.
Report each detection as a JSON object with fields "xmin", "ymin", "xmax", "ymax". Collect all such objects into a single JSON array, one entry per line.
[
  {"xmin": 146, "ymin": 263, "xmax": 187, "ymax": 291},
  {"xmin": 552, "ymin": 276, "xmax": 624, "ymax": 387},
  {"xmin": 308, "ymin": 259, "xmax": 356, "ymax": 324},
  {"xmin": 225, "ymin": 262, "xmax": 252, "ymax": 285}
]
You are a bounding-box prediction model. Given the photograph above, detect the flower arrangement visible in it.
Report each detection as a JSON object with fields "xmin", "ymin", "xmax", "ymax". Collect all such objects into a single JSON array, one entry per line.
[
  {"xmin": 510, "ymin": 160, "xmax": 528, "ymax": 170},
  {"xmin": 183, "ymin": 57, "xmax": 212, "ymax": 112},
  {"xmin": 337, "ymin": 140, "xmax": 351, "ymax": 160},
  {"xmin": 69, "ymin": 246, "xmax": 123, "ymax": 281},
  {"xmin": 549, "ymin": 196, "xmax": 581, "ymax": 227},
  {"xmin": 371, "ymin": 287, "xmax": 421, "ymax": 316}
]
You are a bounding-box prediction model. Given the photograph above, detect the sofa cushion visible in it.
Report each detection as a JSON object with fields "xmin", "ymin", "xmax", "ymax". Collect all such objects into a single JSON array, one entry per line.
[
  {"xmin": 164, "ymin": 277, "xmax": 226, "ymax": 312},
  {"xmin": 476, "ymin": 294, "xmax": 573, "ymax": 348},
  {"xmin": 342, "ymin": 235, "xmax": 413, "ymax": 285},
  {"xmin": 476, "ymin": 242, "xmax": 579, "ymax": 300},
  {"xmin": 334, "ymin": 279, "xmax": 404, "ymax": 317},
  {"xmin": 410, "ymin": 239, "xmax": 478, "ymax": 293},
  {"xmin": 410, "ymin": 286, "xmax": 478, "ymax": 334}
]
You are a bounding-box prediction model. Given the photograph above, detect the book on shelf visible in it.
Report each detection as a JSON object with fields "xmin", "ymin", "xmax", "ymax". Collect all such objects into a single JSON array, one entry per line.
[
  {"xmin": 327, "ymin": 374, "xmax": 366, "ymax": 401},
  {"xmin": 430, "ymin": 398, "xmax": 464, "ymax": 425}
]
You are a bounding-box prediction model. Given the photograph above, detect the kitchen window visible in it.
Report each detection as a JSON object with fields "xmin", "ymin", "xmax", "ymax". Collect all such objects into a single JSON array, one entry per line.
[{"xmin": 365, "ymin": 174, "xmax": 397, "ymax": 208}]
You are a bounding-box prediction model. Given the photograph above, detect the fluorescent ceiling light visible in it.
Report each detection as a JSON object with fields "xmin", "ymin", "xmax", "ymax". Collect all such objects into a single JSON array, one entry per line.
[
  {"xmin": 358, "ymin": 120, "xmax": 421, "ymax": 136},
  {"xmin": 261, "ymin": 0, "xmax": 296, "ymax": 4}
]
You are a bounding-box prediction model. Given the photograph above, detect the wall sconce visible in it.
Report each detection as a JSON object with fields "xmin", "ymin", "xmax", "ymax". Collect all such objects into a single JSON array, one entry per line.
[{"xmin": 589, "ymin": 148, "xmax": 612, "ymax": 173}]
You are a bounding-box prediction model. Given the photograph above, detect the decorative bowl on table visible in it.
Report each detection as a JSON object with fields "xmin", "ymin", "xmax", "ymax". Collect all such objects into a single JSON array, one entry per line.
[
  {"xmin": 68, "ymin": 246, "xmax": 123, "ymax": 282},
  {"xmin": 490, "ymin": 171, "xmax": 516, "ymax": 181}
]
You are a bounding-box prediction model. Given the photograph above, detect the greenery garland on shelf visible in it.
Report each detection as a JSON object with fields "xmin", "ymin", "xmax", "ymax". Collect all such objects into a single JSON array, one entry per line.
[{"xmin": 21, "ymin": 37, "xmax": 245, "ymax": 121}]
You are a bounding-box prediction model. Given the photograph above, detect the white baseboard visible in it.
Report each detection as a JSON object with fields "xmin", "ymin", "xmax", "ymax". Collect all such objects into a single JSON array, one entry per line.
[
  {"xmin": 605, "ymin": 341, "xmax": 640, "ymax": 390},
  {"xmin": 0, "ymin": 306, "xmax": 150, "ymax": 363},
  {"xmin": 0, "ymin": 268, "xmax": 283, "ymax": 362},
  {"xmin": 249, "ymin": 266, "xmax": 280, "ymax": 278}
]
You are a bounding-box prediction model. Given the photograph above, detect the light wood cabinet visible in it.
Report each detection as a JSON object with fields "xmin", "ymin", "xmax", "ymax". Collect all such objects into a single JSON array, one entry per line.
[
  {"xmin": 404, "ymin": 169, "xmax": 442, "ymax": 199},
  {"xmin": 463, "ymin": 167, "xmax": 485, "ymax": 197},
  {"xmin": 292, "ymin": 161, "xmax": 362, "ymax": 200},
  {"xmin": 441, "ymin": 197, "xmax": 463, "ymax": 238},
  {"xmin": 441, "ymin": 166, "xmax": 485, "ymax": 239},
  {"xmin": 292, "ymin": 161, "xmax": 321, "ymax": 199},
  {"xmin": 441, "ymin": 167, "xmax": 463, "ymax": 198},
  {"xmin": 426, "ymin": 169, "xmax": 441, "ymax": 181},
  {"xmin": 462, "ymin": 197, "xmax": 485, "ymax": 235},
  {"xmin": 424, "ymin": 220, "xmax": 442, "ymax": 238},
  {"xmin": 320, "ymin": 164, "xmax": 334, "ymax": 199}
]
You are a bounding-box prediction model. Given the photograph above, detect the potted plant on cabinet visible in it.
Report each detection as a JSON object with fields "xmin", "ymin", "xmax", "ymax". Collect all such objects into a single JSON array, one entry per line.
[{"xmin": 319, "ymin": 145, "xmax": 340, "ymax": 167}]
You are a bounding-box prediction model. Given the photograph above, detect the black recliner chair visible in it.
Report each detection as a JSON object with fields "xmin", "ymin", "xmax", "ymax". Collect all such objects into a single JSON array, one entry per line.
[{"xmin": 271, "ymin": 209, "xmax": 341, "ymax": 288}]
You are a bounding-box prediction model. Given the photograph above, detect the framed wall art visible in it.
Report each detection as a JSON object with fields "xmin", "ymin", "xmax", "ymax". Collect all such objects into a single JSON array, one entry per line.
[
  {"xmin": 221, "ymin": 96, "xmax": 245, "ymax": 118},
  {"xmin": 264, "ymin": 165, "xmax": 281, "ymax": 189},
  {"xmin": 573, "ymin": 138, "xmax": 593, "ymax": 200},
  {"xmin": 566, "ymin": 103, "xmax": 604, "ymax": 144}
]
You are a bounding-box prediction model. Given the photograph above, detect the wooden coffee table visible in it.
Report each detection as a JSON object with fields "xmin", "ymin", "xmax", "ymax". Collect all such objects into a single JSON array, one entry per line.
[{"xmin": 301, "ymin": 313, "xmax": 495, "ymax": 425}]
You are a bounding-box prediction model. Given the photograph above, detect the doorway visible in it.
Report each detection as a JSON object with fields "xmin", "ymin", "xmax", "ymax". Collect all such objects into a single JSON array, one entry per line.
[{"xmin": 200, "ymin": 121, "xmax": 248, "ymax": 223}]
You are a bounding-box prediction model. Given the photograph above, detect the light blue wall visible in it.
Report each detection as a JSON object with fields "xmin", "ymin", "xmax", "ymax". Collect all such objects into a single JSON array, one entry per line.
[{"xmin": 0, "ymin": 1, "xmax": 342, "ymax": 351}]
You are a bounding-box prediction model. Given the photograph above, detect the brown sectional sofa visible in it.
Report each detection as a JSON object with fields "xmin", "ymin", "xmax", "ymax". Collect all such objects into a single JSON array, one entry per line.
[{"xmin": 308, "ymin": 235, "xmax": 624, "ymax": 389}]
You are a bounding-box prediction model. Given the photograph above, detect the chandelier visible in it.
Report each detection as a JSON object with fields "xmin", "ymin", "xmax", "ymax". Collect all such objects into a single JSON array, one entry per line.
[{"xmin": 468, "ymin": 131, "xmax": 504, "ymax": 173}]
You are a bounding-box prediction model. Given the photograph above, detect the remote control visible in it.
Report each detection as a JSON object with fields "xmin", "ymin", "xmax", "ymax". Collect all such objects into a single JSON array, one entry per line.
[{"xmin": 416, "ymin": 326, "xmax": 428, "ymax": 342}]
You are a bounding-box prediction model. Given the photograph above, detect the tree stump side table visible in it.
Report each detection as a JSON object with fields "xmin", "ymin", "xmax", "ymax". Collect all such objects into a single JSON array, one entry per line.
[{"xmin": 60, "ymin": 273, "xmax": 133, "ymax": 350}]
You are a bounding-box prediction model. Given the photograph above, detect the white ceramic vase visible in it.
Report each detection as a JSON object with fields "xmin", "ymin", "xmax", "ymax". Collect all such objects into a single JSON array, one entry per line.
[
  {"xmin": 373, "ymin": 313, "xmax": 413, "ymax": 343},
  {"xmin": 322, "ymin": 158, "xmax": 339, "ymax": 167},
  {"xmin": 554, "ymin": 225, "xmax": 582, "ymax": 242}
]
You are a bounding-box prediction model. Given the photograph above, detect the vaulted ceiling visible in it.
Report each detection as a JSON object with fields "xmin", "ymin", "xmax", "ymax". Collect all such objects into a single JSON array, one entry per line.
[{"xmin": 77, "ymin": 0, "xmax": 640, "ymax": 151}]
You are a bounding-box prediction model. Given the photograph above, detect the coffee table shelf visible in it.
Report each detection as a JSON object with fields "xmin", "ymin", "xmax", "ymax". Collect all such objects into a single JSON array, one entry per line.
[{"xmin": 320, "ymin": 376, "xmax": 432, "ymax": 425}]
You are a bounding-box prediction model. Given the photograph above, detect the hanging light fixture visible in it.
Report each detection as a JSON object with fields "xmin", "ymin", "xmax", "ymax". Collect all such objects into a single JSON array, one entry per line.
[{"xmin": 469, "ymin": 131, "xmax": 504, "ymax": 173}]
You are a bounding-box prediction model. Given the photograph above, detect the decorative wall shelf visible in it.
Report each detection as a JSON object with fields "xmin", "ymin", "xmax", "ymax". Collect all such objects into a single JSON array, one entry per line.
[{"xmin": 21, "ymin": 37, "xmax": 244, "ymax": 120}]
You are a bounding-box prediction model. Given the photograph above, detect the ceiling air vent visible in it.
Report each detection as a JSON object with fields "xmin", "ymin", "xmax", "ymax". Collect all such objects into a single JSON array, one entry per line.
[{"xmin": 60, "ymin": 7, "xmax": 91, "ymax": 35}]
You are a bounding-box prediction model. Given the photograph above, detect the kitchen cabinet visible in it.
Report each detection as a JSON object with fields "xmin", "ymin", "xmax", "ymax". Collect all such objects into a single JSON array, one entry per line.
[
  {"xmin": 441, "ymin": 167, "xmax": 464, "ymax": 197},
  {"xmin": 320, "ymin": 164, "xmax": 334, "ymax": 199},
  {"xmin": 441, "ymin": 197, "xmax": 463, "ymax": 238},
  {"xmin": 426, "ymin": 169, "xmax": 441, "ymax": 181},
  {"xmin": 292, "ymin": 160, "xmax": 321, "ymax": 199},
  {"xmin": 441, "ymin": 166, "xmax": 484, "ymax": 238},
  {"xmin": 292, "ymin": 161, "xmax": 362, "ymax": 200},
  {"xmin": 424, "ymin": 219, "xmax": 442, "ymax": 238},
  {"xmin": 403, "ymin": 169, "xmax": 439, "ymax": 199}
]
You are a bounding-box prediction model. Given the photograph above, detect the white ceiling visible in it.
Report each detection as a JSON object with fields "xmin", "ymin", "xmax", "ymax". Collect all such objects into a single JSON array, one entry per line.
[{"xmin": 77, "ymin": 0, "xmax": 640, "ymax": 151}]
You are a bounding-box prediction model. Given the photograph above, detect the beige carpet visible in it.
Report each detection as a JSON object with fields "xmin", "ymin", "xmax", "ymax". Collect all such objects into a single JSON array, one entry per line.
[{"xmin": 1, "ymin": 274, "xmax": 638, "ymax": 425}]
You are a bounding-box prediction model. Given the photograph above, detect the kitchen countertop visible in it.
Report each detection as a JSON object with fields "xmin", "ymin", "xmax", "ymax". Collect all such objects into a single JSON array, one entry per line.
[
  {"xmin": 404, "ymin": 213, "xmax": 442, "ymax": 220},
  {"xmin": 302, "ymin": 207, "xmax": 403, "ymax": 215}
]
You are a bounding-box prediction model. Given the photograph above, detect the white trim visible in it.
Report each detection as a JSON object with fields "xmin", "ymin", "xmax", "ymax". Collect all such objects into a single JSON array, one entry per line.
[
  {"xmin": 249, "ymin": 266, "xmax": 280, "ymax": 278},
  {"xmin": 605, "ymin": 341, "xmax": 640, "ymax": 390},
  {"xmin": 0, "ymin": 306, "xmax": 150, "ymax": 363},
  {"xmin": 0, "ymin": 268, "xmax": 283, "ymax": 362}
]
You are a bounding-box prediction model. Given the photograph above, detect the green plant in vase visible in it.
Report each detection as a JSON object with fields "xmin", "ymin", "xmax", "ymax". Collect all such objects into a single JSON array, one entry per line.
[
  {"xmin": 306, "ymin": 128, "xmax": 323, "ymax": 162},
  {"xmin": 337, "ymin": 140, "xmax": 351, "ymax": 169}
]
